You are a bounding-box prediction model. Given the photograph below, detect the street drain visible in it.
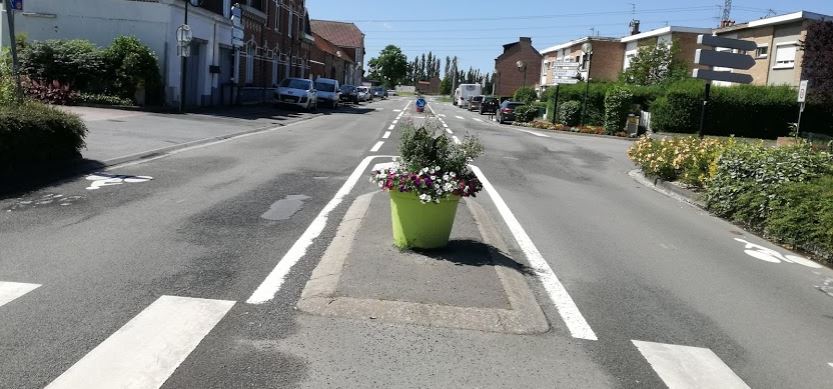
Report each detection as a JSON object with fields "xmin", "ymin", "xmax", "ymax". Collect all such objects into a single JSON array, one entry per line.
[{"xmin": 261, "ymin": 195, "xmax": 310, "ymax": 221}]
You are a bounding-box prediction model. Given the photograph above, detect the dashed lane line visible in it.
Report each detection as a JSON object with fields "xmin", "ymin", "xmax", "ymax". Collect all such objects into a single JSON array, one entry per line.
[
  {"xmin": 370, "ymin": 141, "xmax": 384, "ymax": 152},
  {"xmin": 445, "ymin": 128, "xmax": 453, "ymax": 135},
  {"xmin": 0, "ymin": 282, "xmax": 41, "ymax": 308},
  {"xmin": 633, "ymin": 340, "xmax": 750, "ymax": 389},
  {"xmin": 247, "ymin": 156, "xmax": 393, "ymax": 304},
  {"xmin": 392, "ymin": 120, "xmax": 398, "ymax": 124},
  {"xmin": 382, "ymin": 131, "xmax": 391, "ymax": 139},
  {"xmin": 472, "ymin": 117, "xmax": 483, "ymax": 122},
  {"xmin": 388, "ymin": 124, "xmax": 395, "ymax": 130},
  {"xmin": 452, "ymin": 135, "xmax": 461, "ymax": 144},
  {"xmin": 455, "ymin": 115, "xmax": 465, "ymax": 120},
  {"xmin": 46, "ymin": 296, "xmax": 234, "ymax": 389},
  {"xmin": 470, "ymin": 165, "xmax": 598, "ymax": 341}
]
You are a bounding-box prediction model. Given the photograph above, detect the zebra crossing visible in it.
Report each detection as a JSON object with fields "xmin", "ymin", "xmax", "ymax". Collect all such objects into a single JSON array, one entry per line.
[{"xmin": 1, "ymin": 280, "xmax": 235, "ymax": 389}]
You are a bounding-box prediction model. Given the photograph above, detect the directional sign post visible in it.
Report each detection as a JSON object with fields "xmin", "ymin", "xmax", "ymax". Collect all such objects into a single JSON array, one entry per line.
[
  {"xmin": 693, "ymin": 34, "xmax": 757, "ymax": 137},
  {"xmin": 796, "ymin": 80, "xmax": 809, "ymax": 137}
]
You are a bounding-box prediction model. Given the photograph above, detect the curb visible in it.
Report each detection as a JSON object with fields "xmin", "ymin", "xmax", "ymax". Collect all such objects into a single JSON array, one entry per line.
[{"xmin": 628, "ymin": 169, "xmax": 706, "ymax": 209}]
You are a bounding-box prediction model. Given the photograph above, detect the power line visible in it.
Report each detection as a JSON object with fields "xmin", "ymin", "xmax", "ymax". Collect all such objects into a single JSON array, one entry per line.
[
  {"xmin": 362, "ymin": 17, "xmax": 714, "ymax": 34},
  {"xmin": 349, "ymin": 6, "xmax": 716, "ymax": 23}
]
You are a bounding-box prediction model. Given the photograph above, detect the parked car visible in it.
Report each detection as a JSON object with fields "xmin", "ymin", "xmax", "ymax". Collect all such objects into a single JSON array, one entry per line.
[
  {"xmin": 340, "ymin": 85, "xmax": 359, "ymax": 104},
  {"xmin": 275, "ymin": 78, "xmax": 317, "ymax": 111},
  {"xmin": 356, "ymin": 86, "xmax": 371, "ymax": 102},
  {"xmin": 371, "ymin": 86, "xmax": 387, "ymax": 99},
  {"xmin": 387, "ymin": 89, "xmax": 397, "ymax": 96},
  {"xmin": 479, "ymin": 96, "xmax": 499, "ymax": 115},
  {"xmin": 495, "ymin": 100, "xmax": 524, "ymax": 124},
  {"xmin": 468, "ymin": 95, "xmax": 484, "ymax": 112},
  {"xmin": 314, "ymin": 77, "xmax": 340, "ymax": 108}
]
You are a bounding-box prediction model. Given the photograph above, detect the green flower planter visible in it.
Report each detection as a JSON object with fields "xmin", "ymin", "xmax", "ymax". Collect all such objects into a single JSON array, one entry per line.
[{"xmin": 389, "ymin": 190, "xmax": 460, "ymax": 249}]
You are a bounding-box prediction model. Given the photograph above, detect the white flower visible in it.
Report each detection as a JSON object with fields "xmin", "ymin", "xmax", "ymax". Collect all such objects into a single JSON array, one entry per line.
[
  {"xmin": 449, "ymin": 172, "xmax": 456, "ymax": 178},
  {"xmin": 434, "ymin": 166, "xmax": 441, "ymax": 171},
  {"xmin": 430, "ymin": 175, "xmax": 436, "ymax": 180},
  {"xmin": 419, "ymin": 194, "xmax": 430, "ymax": 202},
  {"xmin": 443, "ymin": 183, "xmax": 453, "ymax": 191},
  {"xmin": 442, "ymin": 174, "xmax": 449, "ymax": 181},
  {"xmin": 429, "ymin": 168, "xmax": 435, "ymax": 174}
]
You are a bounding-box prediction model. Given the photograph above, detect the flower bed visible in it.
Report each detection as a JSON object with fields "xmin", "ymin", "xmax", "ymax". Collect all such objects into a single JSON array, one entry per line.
[
  {"xmin": 628, "ymin": 136, "xmax": 728, "ymax": 188},
  {"xmin": 517, "ymin": 120, "xmax": 628, "ymax": 138}
]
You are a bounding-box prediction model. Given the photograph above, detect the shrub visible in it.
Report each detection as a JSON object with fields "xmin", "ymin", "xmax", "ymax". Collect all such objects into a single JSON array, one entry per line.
[
  {"xmin": 765, "ymin": 176, "xmax": 833, "ymax": 259},
  {"xmin": 103, "ymin": 36, "xmax": 162, "ymax": 104},
  {"xmin": 604, "ymin": 86, "xmax": 633, "ymax": 135},
  {"xmin": 705, "ymin": 142, "xmax": 833, "ymax": 223},
  {"xmin": 543, "ymin": 82, "xmax": 611, "ymax": 120},
  {"xmin": 557, "ymin": 100, "xmax": 582, "ymax": 126},
  {"xmin": 650, "ymin": 82, "xmax": 702, "ymax": 134},
  {"xmin": 76, "ymin": 93, "xmax": 134, "ymax": 106},
  {"xmin": 19, "ymin": 39, "xmax": 105, "ymax": 92},
  {"xmin": 627, "ymin": 136, "xmax": 729, "ymax": 187},
  {"xmin": 513, "ymin": 104, "xmax": 539, "ymax": 123},
  {"xmin": 0, "ymin": 102, "xmax": 87, "ymax": 174},
  {"xmin": 21, "ymin": 78, "xmax": 78, "ymax": 105},
  {"xmin": 513, "ymin": 86, "xmax": 537, "ymax": 104}
]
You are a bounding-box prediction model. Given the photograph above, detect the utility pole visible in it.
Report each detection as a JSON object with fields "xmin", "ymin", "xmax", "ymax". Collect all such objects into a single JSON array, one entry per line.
[
  {"xmin": 180, "ymin": 0, "xmax": 189, "ymax": 113},
  {"xmin": 4, "ymin": 0, "xmax": 23, "ymax": 101}
]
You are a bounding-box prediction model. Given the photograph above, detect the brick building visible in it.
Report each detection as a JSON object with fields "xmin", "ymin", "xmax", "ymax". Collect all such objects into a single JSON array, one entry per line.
[
  {"xmin": 310, "ymin": 20, "xmax": 365, "ymax": 86},
  {"xmin": 714, "ymin": 11, "xmax": 832, "ymax": 87},
  {"xmin": 416, "ymin": 76, "xmax": 441, "ymax": 95},
  {"xmin": 309, "ymin": 32, "xmax": 354, "ymax": 83},
  {"xmin": 620, "ymin": 26, "xmax": 711, "ymax": 75},
  {"xmin": 493, "ymin": 37, "xmax": 542, "ymax": 97},
  {"xmin": 540, "ymin": 36, "xmax": 622, "ymax": 87}
]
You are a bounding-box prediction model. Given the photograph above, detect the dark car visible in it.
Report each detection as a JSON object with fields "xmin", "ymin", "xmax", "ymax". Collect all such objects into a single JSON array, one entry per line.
[
  {"xmin": 339, "ymin": 85, "xmax": 359, "ymax": 104},
  {"xmin": 495, "ymin": 101, "xmax": 525, "ymax": 124},
  {"xmin": 468, "ymin": 95, "xmax": 484, "ymax": 112},
  {"xmin": 479, "ymin": 96, "xmax": 499, "ymax": 115},
  {"xmin": 371, "ymin": 86, "xmax": 387, "ymax": 99}
]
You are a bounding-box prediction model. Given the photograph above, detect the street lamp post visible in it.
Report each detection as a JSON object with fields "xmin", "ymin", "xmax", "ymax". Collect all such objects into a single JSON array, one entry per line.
[
  {"xmin": 516, "ymin": 60, "xmax": 528, "ymax": 88},
  {"xmin": 179, "ymin": 0, "xmax": 203, "ymax": 113},
  {"xmin": 579, "ymin": 42, "xmax": 593, "ymax": 127}
]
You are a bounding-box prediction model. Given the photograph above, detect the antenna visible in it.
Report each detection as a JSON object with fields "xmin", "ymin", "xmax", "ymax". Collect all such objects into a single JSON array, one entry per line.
[
  {"xmin": 629, "ymin": 3, "xmax": 636, "ymax": 19},
  {"xmin": 722, "ymin": 0, "xmax": 732, "ymax": 23},
  {"xmin": 589, "ymin": 27, "xmax": 596, "ymax": 37},
  {"xmin": 765, "ymin": 9, "xmax": 777, "ymax": 17}
]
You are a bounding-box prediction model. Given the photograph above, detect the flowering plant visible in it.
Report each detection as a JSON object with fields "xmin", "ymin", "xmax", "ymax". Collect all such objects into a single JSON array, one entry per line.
[{"xmin": 371, "ymin": 124, "xmax": 484, "ymax": 203}]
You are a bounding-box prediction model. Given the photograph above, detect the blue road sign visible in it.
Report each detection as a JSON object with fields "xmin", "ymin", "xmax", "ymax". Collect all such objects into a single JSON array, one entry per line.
[
  {"xmin": 10, "ymin": 0, "xmax": 23, "ymax": 11},
  {"xmin": 415, "ymin": 98, "xmax": 426, "ymax": 108}
]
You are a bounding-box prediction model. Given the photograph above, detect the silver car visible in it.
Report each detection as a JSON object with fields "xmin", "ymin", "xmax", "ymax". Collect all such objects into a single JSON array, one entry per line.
[{"xmin": 274, "ymin": 78, "xmax": 317, "ymax": 111}]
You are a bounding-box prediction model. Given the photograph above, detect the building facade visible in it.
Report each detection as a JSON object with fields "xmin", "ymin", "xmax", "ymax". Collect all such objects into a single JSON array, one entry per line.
[
  {"xmin": 540, "ymin": 37, "xmax": 622, "ymax": 87},
  {"xmin": 310, "ymin": 20, "xmax": 365, "ymax": 86},
  {"xmin": 714, "ymin": 11, "xmax": 832, "ymax": 87},
  {"xmin": 493, "ymin": 37, "xmax": 542, "ymax": 97},
  {"xmin": 620, "ymin": 26, "xmax": 711, "ymax": 75},
  {"xmin": 1, "ymin": 0, "xmax": 236, "ymax": 107},
  {"xmin": 309, "ymin": 32, "xmax": 354, "ymax": 83}
]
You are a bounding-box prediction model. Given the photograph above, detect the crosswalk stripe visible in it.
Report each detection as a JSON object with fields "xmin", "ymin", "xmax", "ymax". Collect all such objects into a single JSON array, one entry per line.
[
  {"xmin": 633, "ymin": 340, "xmax": 750, "ymax": 389},
  {"xmin": 0, "ymin": 282, "xmax": 41, "ymax": 308},
  {"xmin": 46, "ymin": 295, "xmax": 234, "ymax": 389}
]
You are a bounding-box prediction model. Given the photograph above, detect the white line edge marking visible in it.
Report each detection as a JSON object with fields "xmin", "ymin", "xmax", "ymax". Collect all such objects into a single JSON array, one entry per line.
[
  {"xmin": 445, "ymin": 128, "xmax": 453, "ymax": 135},
  {"xmin": 392, "ymin": 120, "xmax": 398, "ymax": 124},
  {"xmin": 46, "ymin": 296, "xmax": 235, "ymax": 389},
  {"xmin": 388, "ymin": 124, "xmax": 395, "ymax": 130},
  {"xmin": 442, "ymin": 123, "xmax": 449, "ymax": 128},
  {"xmin": 382, "ymin": 131, "xmax": 391, "ymax": 139},
  {"xmin": 247, "ymin": 155, "xmax": 393, "ymax": 304},
  {"xmin": 370, "ymin": 141, "xmax": 384, "ymax": 152},
  {"xmin": 455, "ymin": 115, "xmax": 465, "ymax": 120},
  {"xmin": 452, "ymin": 136, "xmax": 461, "ymax": 144},
  {"xmin": 516, "ymin": 128, "xmax": 550, "ymax": 138},
  {"xmin": 0, "ymin": 282, "xmax": 41, "ymax": 307},
  {"xmin": 470, "ymin": 165, "xmax": 597, "ymax": 341},
  {"xmin": 472, "ymin": 118, "xmax": 483, "ymax": 122},
  {"xmin": 829, "ymin": 362, "xmax": 833, "ymax": 369},
  {"xmin": 632, "ymin": 340, "xmax": 750, "ymax": 389}
]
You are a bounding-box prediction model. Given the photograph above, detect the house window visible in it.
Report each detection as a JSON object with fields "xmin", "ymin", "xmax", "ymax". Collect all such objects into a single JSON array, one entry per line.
[
  {"xmin": 288, "ymin": 11, "xmax": 293, "ymax": 37},
  {"xmin": 273, "ymin": 0, "xmax": 281, "ymax": 31},
  {"xmin": 773, "ymin": 43, "xmax": 797, "ymax": 69},
  {"xmin": 754, "ymin": 45, "xmax": 768, "ymax": 59}
]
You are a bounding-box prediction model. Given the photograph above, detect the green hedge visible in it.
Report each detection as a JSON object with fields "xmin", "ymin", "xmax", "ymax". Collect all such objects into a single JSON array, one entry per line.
[
  {"xmin": 765, "ymin": 176, "xmax": 833, "ymax": 259},
  {"xmin": 0, "ymin": 102, "xmax": 87, "ymax": 174}
]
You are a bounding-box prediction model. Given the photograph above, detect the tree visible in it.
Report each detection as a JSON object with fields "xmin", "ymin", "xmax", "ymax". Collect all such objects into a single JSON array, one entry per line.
[
  {"xmin": 802, "ymin": 20, "xmax": 833, "ymax": 106},
  {"xmin": 367, "ymin": 45, "xmax": 408, "ymax": 88},
  {"xmin": 620, "ymin": 40, "xmax": 688, "ymax": 85}
]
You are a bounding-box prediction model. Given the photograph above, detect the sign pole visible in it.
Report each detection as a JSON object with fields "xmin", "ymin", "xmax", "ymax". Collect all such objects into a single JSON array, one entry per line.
[
  {"xmin": 551, "ymin": 84, "xmax": 560, "ymax": 124},
  {"xmin": 4, "ymin": 1, "xmax": 22, "ymax": 101},
  {"xmin": 796, "ymin": 102, "xmax": 805, "ymax": 138},
  {"xmin": 698, "ymin": 81, "xmax": 711, "ymax": 139},
  {"xmin": 179, "ymin": 0, "xmax": 189, "ymax": 113}
]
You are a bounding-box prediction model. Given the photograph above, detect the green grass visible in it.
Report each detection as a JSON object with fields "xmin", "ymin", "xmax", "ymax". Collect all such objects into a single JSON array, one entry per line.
[{"xmin": 435, "ymin": 95, "xmax": 452, "ymax": 103}]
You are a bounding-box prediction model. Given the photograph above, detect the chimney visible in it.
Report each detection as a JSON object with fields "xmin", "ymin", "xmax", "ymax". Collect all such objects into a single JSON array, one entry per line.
[
  {"xmin": 520, "ymin": 37, "xmax": 532, "ymax": 44},
  {"xmin": 629, "ymin": 19, "xmax": 641, "ymax": 35}
]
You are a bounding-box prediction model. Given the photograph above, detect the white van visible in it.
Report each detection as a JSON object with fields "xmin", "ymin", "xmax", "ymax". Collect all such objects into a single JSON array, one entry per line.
[
  {"xmin": 455, "ymin": 84, "xmax": 482, "ymax": 108},
  {"xmin": 314, "ymin": 77, "xmax": 340, "ymax": 108}
]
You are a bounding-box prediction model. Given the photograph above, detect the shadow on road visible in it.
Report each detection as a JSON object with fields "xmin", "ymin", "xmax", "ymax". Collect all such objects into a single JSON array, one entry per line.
[
  {"xmin": 411, "ymin": 239, "xmax": 533, "ymax": 275},
  {"xmin": 1, "ymin": 159, "xmax": 107, "ymax": 198}
]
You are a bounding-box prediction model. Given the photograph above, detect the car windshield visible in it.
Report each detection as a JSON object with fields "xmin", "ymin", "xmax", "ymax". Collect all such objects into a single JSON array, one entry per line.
[
  {"xmin": 472, "ymin": 96, "xmax": 483, "ymax": 102},
  {"xmin": 281, "ymin": 79, "xmax": 311, "ymax": 90},
  {"xmin": 314, "ymin": 82, "xmax": 335, "ymax": 92}
]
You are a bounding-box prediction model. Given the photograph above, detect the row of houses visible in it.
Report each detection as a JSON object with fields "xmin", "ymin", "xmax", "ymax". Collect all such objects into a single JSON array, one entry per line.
[
  {"xmin": 492, "ymin": 10, "xmax": 832, "ymax": 97},
  {"xmin": 0, "ymin": 0, "xmax": 366, "ymax": 107}
]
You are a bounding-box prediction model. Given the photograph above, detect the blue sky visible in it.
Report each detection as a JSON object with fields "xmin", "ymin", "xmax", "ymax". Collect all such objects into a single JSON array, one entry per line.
[{"xmin": 306, "ymin": 0, "xmax": 833, "ymax": 74}]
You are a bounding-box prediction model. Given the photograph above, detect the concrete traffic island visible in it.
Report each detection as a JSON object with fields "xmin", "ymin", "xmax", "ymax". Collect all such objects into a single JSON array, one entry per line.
[{"xmin": 297, "ymin": 191, "xmax": 549, "ymax": 334}]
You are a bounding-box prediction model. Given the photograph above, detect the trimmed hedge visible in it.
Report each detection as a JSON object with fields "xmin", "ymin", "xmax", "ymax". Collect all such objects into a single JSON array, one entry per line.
[
  {"xmin": 766, "ymin": 176, "xmax": 833, "ymax": 259},
  {"xmin": 0, "ymin": 102, "xmax": 87, "ymax": 174}
]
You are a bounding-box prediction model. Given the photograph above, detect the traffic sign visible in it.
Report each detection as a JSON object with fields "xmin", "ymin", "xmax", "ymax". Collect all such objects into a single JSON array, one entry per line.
[
  {"xmin": 553, "ymin": 78, "xmax": 579, "ymax": 85},
  {"xmin": 695, "ymin": 49, "xmax": 756, "ymax": 70},
  {"xmin": 692, "ymin": 69, "xmax": 753, "ymax": 84},
  {"xmin": 553, "ymin": 69, "xmax": 579, "ymax": 78},
  {"xmin": 551, "ymin": 61, "xmax": 580, "ymax": 69},
  {"xmin": 797, "ymin": 80, "xmax": 809, "ymax": 103},
  {"xmin": 697, "ymin": 35, "xmax": 757, "ymax": 52},
  {"xmin": 230, "ymin": 3, "xmax": 244, "ymax": 48},
  {"xmin": 9, "ymin": 0, "xmax": 23, "ymax": 11}
]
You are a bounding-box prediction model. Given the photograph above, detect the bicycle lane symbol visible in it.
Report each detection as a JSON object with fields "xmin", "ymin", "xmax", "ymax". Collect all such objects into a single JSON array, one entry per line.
[
  {"xmin": 85, "ymin": 173, "xmax": 153, "ymax": 190},
  {"xmin": 733, "ymin": 238, "xmax": 822, "ymax": 268}
]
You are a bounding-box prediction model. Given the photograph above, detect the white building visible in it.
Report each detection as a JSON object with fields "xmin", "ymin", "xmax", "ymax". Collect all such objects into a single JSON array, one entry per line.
[{"xmin": 1, "ymin": 0, "xmax": 236, "ymax": 107}]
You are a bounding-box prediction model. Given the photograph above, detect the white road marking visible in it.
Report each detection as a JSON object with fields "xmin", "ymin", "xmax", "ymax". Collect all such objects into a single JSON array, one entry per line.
[
  {"xmin": 439, "ymin": 114, "xmax": 447, "ymax": 117},
  {"xmin": 632, "ymin": 340, "xmax": 750, "ymax": 389},
  {"xmin": 392, "ymin": 120, "xmax": 398, "ymax": 125},
  {"xmin": 247, "ymin": 155, "xmax": 392, "ymax": 304},
  {"xmin": 388, "ymin": 124, "xmax": 395, "ymax": 130},
  {"xmin": 452, "ymin": 136, "xmax": 461, "ymax": 144},
  {"xmin": 371, "ymin": 162, "xmax": 396, "ymax": 172},
  {"xmin": 46, "ymin": 296, "xmax": 234, "ymax": 389},
  {"xmin": 445, "ymin": 128, "xmax": 453, "ymax": 134},
  {"xmin": 442, "ymin": 123, "xmax": 449, "ymax": 128},
  {"xmin": 0, "ymin": 282, "xmax": 40, "ymax": 307},
  {"xmin": 370, "ymin": 141, "xmax": 384, "ymax": 152},
  {"xmin": 455, "ymin": 115, "xmax": 465, "ymax": 120},
  {"xmin": 470, "ymin": 165, "xmax": 597, "ymax": 341},
  {"xmin": 85, "ymin": 173, "xmax": 153, "ymax": 190},
  {"xmin": 393, "ymin": 109, "xmax": 401, "ymax": 112},
  {"xmin": 382, "ymin": 131, "xmax": 391, "ymax": 139},
  {"xmin": 472, "ymin": 117, "xmax": 483, "ymax": 122},
  {"xmin": 733, "ymin": 238, "xmax": 822, "ymax": 268},
  {"xmin": 515, "ymin": 128, "xmax": 551, "ymax": 138},
  {"xmin": 828, "ymin": 362, "xmax": 833, "ymax": 369}
]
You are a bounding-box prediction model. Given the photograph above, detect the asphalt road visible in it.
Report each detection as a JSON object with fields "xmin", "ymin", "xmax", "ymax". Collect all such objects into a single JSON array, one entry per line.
[{"xmin": 1, "ymin": 97, "xmax": 832, "ymax": 388}]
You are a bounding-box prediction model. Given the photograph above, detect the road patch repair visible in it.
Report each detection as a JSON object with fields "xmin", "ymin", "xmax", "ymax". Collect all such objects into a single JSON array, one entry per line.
[{"xmin": 296, "ymin": 188, "xmax": 549, "ymax": 334}]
